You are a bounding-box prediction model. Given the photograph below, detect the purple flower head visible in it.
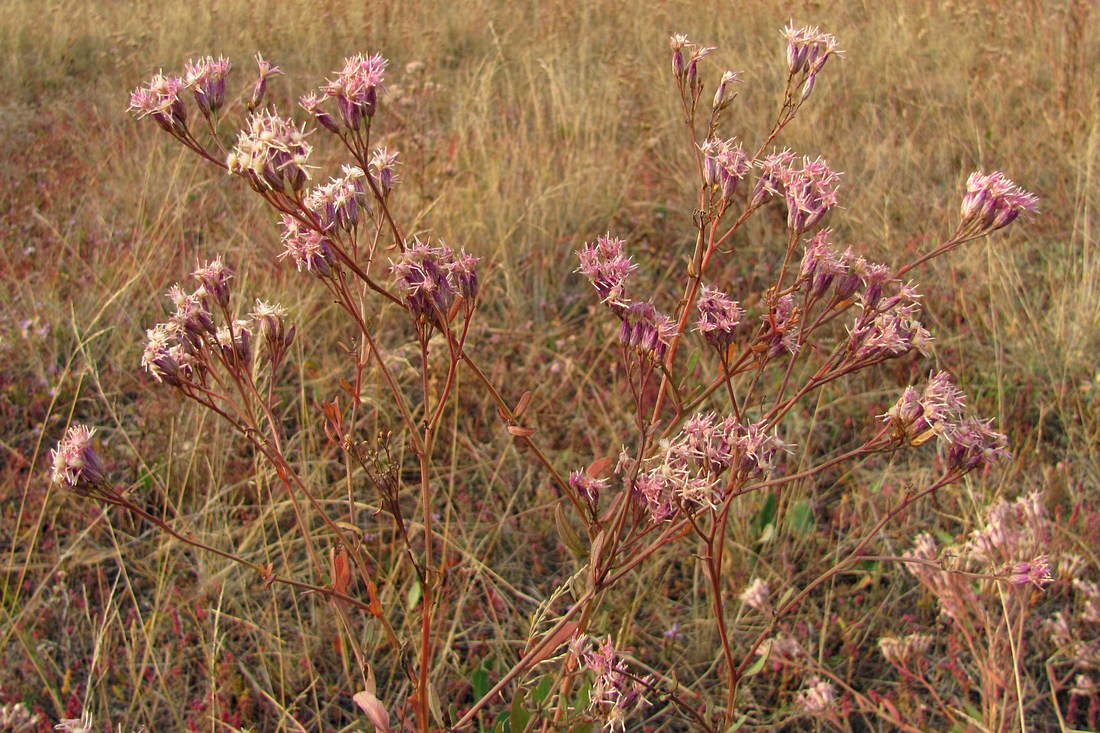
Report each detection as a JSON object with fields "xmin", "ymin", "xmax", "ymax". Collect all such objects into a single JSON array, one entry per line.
[
  {"xmin": 278, "ymin": 215, "xmax": 337, "ymax": 276},
  {"xmin": 712, "ymin": 70, "xmax": 744, "ymax": 112},
  {"xmin": 783, "ymin": 156, "xmax": 841, "ymax": 234},
  {"xmin": 51, "ymin": 425, "xmax": 107, "ymax": 495},
  {"xmin": 569, "ymin": 470, "xmax": 607, "ymax": 505},
  {"xmin": 799, "ymin": 229, "xmax": 846, "ymax": 298},
  {"xmin": 447, "ymin": 249, "xmax": 481, "ymax": 302},
  {"xmin": 142, "ymin": 322, "xmax": 196, "ymax": 387},
  {"xmin": 323, "ymin": 52, "xmax": 388, "ymax": 130},
  {"xmin": 760, "ymin": 294, "xmax": 801, "ymax": 357},
  {"xmin": 619, "ymin": 301, "xmax": 675, "ymax": 361},
  {"xmin": 750, "ymin": 149, "xmax": 796, "ymax": 209},
  {"xmin": 369, "ymin": 146, "xmax": 401, "ymax": 195},
  {"xmin": 943, "ymin": 417, "xmax": 1011, "ymax": 471},
  {"xmin": 576, "ymin": 234, "xmax": 637, "ymax": 314},
  {"xmin": 167, "ymin": 284, "xmax": 216, "ymax": 345},
  {"xmin": 695, "ymin": 285, "xmax": 744, "ymax": 350},
  {"xmin": 305, "ymin": 166, "xmax": 371, "ymax": 232},
  {"xmin": 300, "ymin": 91, "xmax": 340, "ymax": 133},
  {"xmin": 959, "ymin": 170, "xmax": 1039, "ymax": 237},
  {"xmin": 248, "ymin": 53, "xmax": 283, "ymax": 111},
  {"xmin": 700, "ymin": 137, "xmax": 751, "ymax": 201},
  {"xmin": 669, "ymin": 34, "xmax": 690, "ymax": 80},
  {"xmin": 883, "ymin": 370, "xmax": 967, "ymax": 443},
  {"xmin": 783, "ymin": 23, "xmax": 842, "ymax": 103},
  {"xmin": 192, "ymin": 256, "xmax": 233, "ymax": 310},
  {"xmin": 215, "ymin": 319, "xmax": 253, "ymax": 373},
  {"xmin": 250, "ymin": 300, "xmax": 294, "ymax": 363},
  {"xmin": 227, "ymin": 110, "xmax": 313, "ymax": 193},
  {"xmin": 1009, "ymin": 556, "xmax": 1054, "ymax": 589},
  {"xmin": 573, "ymin": 635, "xmax": 653, "ymax": 731},
  {"xmin": 129, "ymin": 72, "xmax": 188, "ymax": 134},
  {"xmin": 391, "ymin": 238, "xmax": 467, "ymax": 325},
  {"xmin": 184, "ymin": 55, "xmax": 231, "ymax": 117}
]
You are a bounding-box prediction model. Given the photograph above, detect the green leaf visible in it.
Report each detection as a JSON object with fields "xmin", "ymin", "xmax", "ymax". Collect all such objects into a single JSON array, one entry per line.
[
  {"xmin": 754, "ymin": 493, "xmax": 777, "ymax": 533},
  {"xmin": 472, "ymin": 661, "xmax": 491, "ymax": 701},
  {"xmin": 491, "ymin": 710, "xmax": 509, "ymax": 733},
  {"xmin": 406, "ymin": 578, "xmax": 422, "ymax": 611},
  {"xmin": 685, "ymin": 347, "xmax": 701, "ymax": 375},
  {"xmin": 787, "ymin": 499, "xmax": 815, "ymax": 535},
  {"xmin": 510, "ymin": 686, "xmax": 531, "ymax": 732},
  {"xmin": 532, "ymin": 674, "xmax": 554, "ymax": 705},
  {"xmin": 743, "ymin": 651, "xmax": 768, "ymax": 678}
]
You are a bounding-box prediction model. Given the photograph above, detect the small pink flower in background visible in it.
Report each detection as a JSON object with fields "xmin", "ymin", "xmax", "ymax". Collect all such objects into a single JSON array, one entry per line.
[
  {"xmin": 0, "ymin": 701, "xmax": 39, "ymax": 731},
  {"xmin": 796, "ymin": 677, "xmax": 837, "ymax": 714},
  {"xmin": 54, "ymin": 711, "xmax": 93, "ymax": 733},
  {"xmin": 740, "ymin": 577, "xmax": 772, "ymax": 614},
  {"xmin": 959, "ymin": 171, "xmax": 1039, "ymax": 237}
]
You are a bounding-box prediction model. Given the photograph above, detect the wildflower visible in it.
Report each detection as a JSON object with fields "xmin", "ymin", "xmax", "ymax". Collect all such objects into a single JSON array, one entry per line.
[
  {"xmin": 669, "ymin": 34, "xmax": 691, "ymax": 80},
  {"xmin": 391, "ymin": 239, "xmax": 478, "ymax": 325},
  {"xmin": 251, "ymin": 300, "xmax": 294, "ymax": 363},
  {"xmin": 750, "ymin": 149, "xmax": 796, "ymax": 209},
  {"xmin": 142, "ymin": 322, "xmax": 197, "ymax": 387},
  {"xmin": 847, "ymin": 300, "xmax": 931, "ymax": 363},
  {"xmin": 184, "ymin": 55, "xmax": 231, "ymax": 117},
  {"xmin": 369, "ymin": 146, "xmax": 400, "ymax": 195},
  {"xmin": 760, "ymin": 294, "xmax": 800, "ymax": 357},
  {"xmin": 569, "ymin": 469, "xmax": 607, "ymax": 505},
  {"xmin": 248, "ymin": 53, "xmax": 283, "ymax": 111},
  {"xmin": 192, "ymin": 255, "xmax": 233, "ymax": 310},
  {"xmin": 958, "ymin": 171, "xmax": 1039, "ymax": 238},
  {"xmin": 305, "ymin": 166, "xmax": 370, "ymax": 232},
  {"xmin": 700, "ymin": 137, "xmax": 751, "ymax": 202},
  {"xmin": 0, "ymin": 701, "xmax": 38, "ymax": 731},
  {"xmin": 695, "ymin": 285, "xmax": 743, "ymax": 350},
  {"xmin": 685, "ymin": 44, "xmax": 715, "ymax": 92},
  {"xmin": 942, "ymin": 417, "xmax": 1010, "ymax": 471},
  {"xmin": 322, "ymin": 52, "xmax": 388, "ymax": 130},
  {"xmin": 712, "ymin": 70, "xmax": 743, "ymax": 112},
  {"xmin": 573, "ymin": 636, "xmax": 652, "ymax": 732},
  {"xmin": 740, "ymin": 578, "xmax": 772, "ymax": 614},
  {"xmin": 882, "ymin": 370, "xmax": 967, "ymax": 445},
  {"xmin": 54, "ymin": 711, "xmax": 94, "ymax": 733},
  {"xmin": 299, "ymin": 91, "xmax": 340, "ymax": 133},
  {"xmin": 279, "ymin": 215, "xmax": 337, "ymax": 276},
  {"xmin": 226, "ymin": 110, "xmax": 312, "ymax": 194},
  {"xmin": 129, "ymin": 72, "xmax": 188, "ymax": 134},
  {"xmin": 167, "ymin": 284, "xmax": 216, "ymax": 346},
  {"xmin": 51, "ymin": 425, "xmax": 108, "ymax": 496},
  {"xmin": 215, "ymin": 319, "xmax": 253, "ymax": 373},
  {"xmin": 796, "ymin": 677, "xmax": 837, "ymax": 714},
  {"xmin": 1008, "ymin": 556, "xmax": 1054, "ymax": 589},
  {"xmin": 619, "ymin": 301, "xmax": 675, "ymax": 362},
  {"xmin": 878, "ymin": 634, "xmax": 932, "ymax": 667},
  {"xmin": 576, "ymin": 234, "xmax": 637, "ymax": 314},
  {"xmin": 783, "ymin": 23, "xmax": 842, "ymax": 102},
  {"xmin": 448, "ymin": 249, "xmax": 481, "ymax": 302},
  {"xmin": 783, "ymin": 156, "xmax": 841, "ymax": 234},
  {"xmin": 798, "ymin": 229, "xmax": 846, "ymax": 298}
]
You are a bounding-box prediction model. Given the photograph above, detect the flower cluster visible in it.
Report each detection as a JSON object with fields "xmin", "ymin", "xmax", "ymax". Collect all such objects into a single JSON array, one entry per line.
[
  {"xmin": 318, "ymin": 52, "xmax": 388, "ymax": 131},
  {"xmin": 749, "ymin": 152, "xmax": 841, "ymax": 233},
  {"xmin": 369, "ymin": 146, "xmax": 400, "ymax": 195},
  {"xmin": 877, "ymin": 633, "xmax": 933, "ymax": 668},
  {"xmin": 184, "ymin": 55, "xmax": 231, "ymax": 118},
  {"xmin": 304, "ymin": 165, "xmax": 371, "ymax": 232},
  {"xmin": 759, "ymin": 294, "xmax": 801, "ymax": 357},
  {"xmin": 711, "ymin": 70, "xmax": 744, "ymax": 113},
  {"xmin": 783, "ymin": 22, "xmax": 842, "ymax": 101},
  {"xmin": 958, "ymin": 171, "xmax": 1040, "ymax": 238},
  {"xmin": 389, "ymin": 238, "xmax": 480, "ymax": 326},
  {"xmin": 618, "ymin": 301, "xmax": 675, "ymax": 362},
  {"xmin": 882, "ymin": 370, "xmax": 967, "ymax": 445},
  {"xmin": 128, "ymin": 72, "xmax": 188, "ymax": 134},
  {"xmin": 695, "ymin": 285, "xmax": 744, "ymax": 350},
  {"xmin": 700, "ymin": 137, "xmax": 751, "ymax": 202},
  {"xmin": 575, "ymin": 234, "xmax": 637, "ymax": 313},
  {"xmin": 847, "ymin": 284, "xmax": 931, "ymax": 363},
  {"xmin": 279, "ymin": 215, "xmax": 337, "ymax": 276},
  {"xmin": 571, "ymin": 636, "xmax": 652, "ymax": 732},
  {"xmin": 51, "ymin": 424, "xmax": 107, "ymax": 497},
  {"xmin": 669, "ymin": 34, "xmax": 714, "ymax": 91},
  {"xmin": 226, "ymin": 110, "xmax": 313, "ymax": 194},
  {"xmin": 632, "ymin": 413, "xmax": 788, "ymax": 523},
  {"xmin": 740, "ymin": 577, "xmax": 772, "ymax": 614},
  {"xmin": 569, "ymin": 469, "xmax": 608, "ymax": 506}
]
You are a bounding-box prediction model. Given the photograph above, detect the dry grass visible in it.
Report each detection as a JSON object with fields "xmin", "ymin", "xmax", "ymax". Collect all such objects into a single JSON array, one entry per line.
[{"xmin": 1, "ymin": 0, "xmax": 1097, "ymax": 731}]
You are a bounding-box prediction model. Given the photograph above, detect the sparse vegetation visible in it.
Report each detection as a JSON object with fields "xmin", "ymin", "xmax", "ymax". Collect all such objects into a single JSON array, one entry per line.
[{"xmin": 2, "ymin": 2, "xmax": 1098, "ymax": 732}]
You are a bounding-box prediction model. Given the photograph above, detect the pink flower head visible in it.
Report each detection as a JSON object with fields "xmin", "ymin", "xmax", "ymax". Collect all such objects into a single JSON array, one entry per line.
[
  {"xmin": 799, "ymin": 229, "xmax": 846, "ymax": 298},
  {"xmin": 740, "ymin": 578, "xmax": 772, "ymax": 614},
  {"xmin": 712, "ymin": 70, "xmax": 744, "ymax": 112},
  {"xmin": 750, "ymin": 149, "xmax": 796, "ymax": 209},
  {"xmin": 695, "ymin": 285, "xmax": 743, "ymax": 350},
  {"xmin": 323, "ymin": 52, "xmax": 388, "ymax": 130},
  {"xmin": 883, "ymin": 370, "xmax": 967, "ymax": 444},
  {"xmin": 943, "ymin": 417, "xmax": 1011, "ymax": 471},
  {"xmin": 305, "ymin": 166, "xmax": 370, "ymax": 232},
  {"xmin": 619, "ymin": 301, "xmax": 675, "ymax": 361},
  {"xmin": 227, "ymin": 110, "xmax": 313, "ymax": 193},
  {"xmin": 248, "ymin": 53, "xmax": 283, "ymax": 111},
  {"xmin": 192, "ymin": 255, "xmax": 233, "ymax": 310},
  {"xmin": 129, "ymin": 71, "xmax": 188, "ymax": 134},
  {"xmin": 669, "ymin": 34, "xmax": 691, "ymax": 79},
  {"xmin": 959, "ymin": 171, "xmax": 1039, "ymax": 236},
  {"xmin": 369, "ymin": 146, "xmax": 401, "ymax": 195},
  {"xmin": 278, "ymin": 215, "xmax": 336, "ymax": 276},
  {"xmin": 51, "ymin": 425, "xmax": 106, "ymax": 495},
  {"xmin": 783, "ymin": 22, "xmax": 842, "ymax": 103},
  {"xmin": 700, "ymin": 137, "xmax": 751, "ymax": 201},
  {"xmin": 796, "ymin": 677, "xmax": 837, "ymax": 715},
  {"xmin": 391, "ymin": 238, "xmax": 478, "ymax": 325},
  {"xmin": 783, "ymin": 156, "xmax": 841, "ymax": 234},
  {"xmin": 576, "ymin": 234, "xmax": 637, "ymax": 314},
  {"xmin": 569, "ymin": 470, "xmax": 607, "ymax": 505},
  {"xmin": 184, "ymin": 55, "xmax": 231, "ymax": 117},
  {"xmin": 1009, "ymin": 556, "xmax": 1054, "ymax": 589},
  {"xmin": 573, "ymin": 635, "xmax": 652, "ymax": 731}
]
